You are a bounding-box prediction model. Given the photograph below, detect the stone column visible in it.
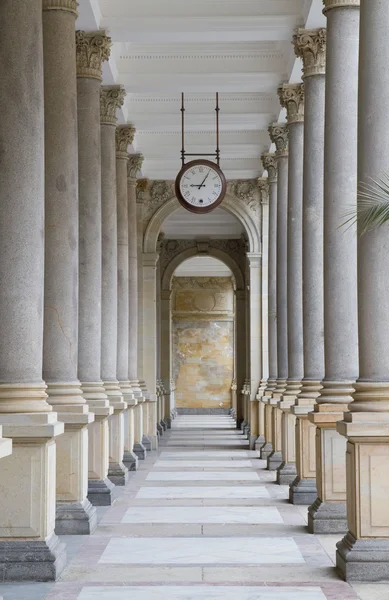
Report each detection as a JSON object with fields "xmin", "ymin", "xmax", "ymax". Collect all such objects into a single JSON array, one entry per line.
[
  {"xmin": 0, "ymin": 0, "xmax": 65, "ymax": 580},
  {"xmin": 314, "ymin": 2, "xmax": 359, "ymax": 527},
  {"xmin": 259, "ymin": 153, "xmax": 278, "ymax": 457},
  {"xmin": 267, "ymin": 124, "xmax": 289, "ymax": 471},
  {"xmin": 124, "ymin": 153, "xmax": 145, "ymax": 468},
  {"xmin": 76, "ymin": 31, "xmax": 114, "ymax": 506},
  {"xmin": 338, "ymin": 0, "xmax": 389, "ymax": 581},
  {"xmin": 100, "ymin": 99, "xmax": 128, "ymax": 487},
  {"xmin": 247, "ymin": 253, "xmax": 262, "ymax": 449},
  {"xmin": 277, "ymin": 85, "xmax": 308, "ymax": 493},
  {"xmin": 42, "ymin": 0, "xmax": 96, "ymax": 535},
  {"xmin": 235, "ymin": 290, "xmax": 247, "ymax": 426},
  {"xmin": 160, "ymin": 289, "xmax": 173, "ymax": 428}
]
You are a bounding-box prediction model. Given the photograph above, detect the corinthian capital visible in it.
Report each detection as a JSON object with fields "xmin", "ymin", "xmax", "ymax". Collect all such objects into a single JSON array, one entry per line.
[
  {"xmin": 116, "ymin": 125, "xmax": 136, "ymax": 158},
  {"xmin": 261, "ymin": 153, "xmax": 277, "ymax": 182},
  {"xmin": 293, "ymin": 28, "xmax": 326, "ymax": 77},
  {"xmin": 76, "ymin": 31, "xmax": 111, "ymax": 80},
  {"xmin": 43, "ymin": 0, "xmax": 78, "ymax": 13},
  {"xmin": 278, "ymin": 83, "xmax": 305, "ymax": 124},
  {"xmin": 323, "ymin": 0, "xmax": 360, "ymax": 12},
  {"xmin": 100, "ymin": 86, "xmax": 126, "ymax": 125},
  {"xmin": 257, "ymin": 178, "xmax": 269, "ymax": 204},
  {"xmin": 128, "ymin": 154, "xmax": 144, "ymax": 179},
  {"xmin": 268, "ymin": 124, "xmax": 289, "ymax": 158}
]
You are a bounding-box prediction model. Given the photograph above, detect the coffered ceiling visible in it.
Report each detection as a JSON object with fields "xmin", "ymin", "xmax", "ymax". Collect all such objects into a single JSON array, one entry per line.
[{"xmin": 77, "ymin": 0, "xmax": 325, "ymax": 181}]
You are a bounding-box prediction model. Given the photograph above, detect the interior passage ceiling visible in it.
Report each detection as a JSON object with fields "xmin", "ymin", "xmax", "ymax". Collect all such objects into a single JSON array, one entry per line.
[
  {"xmin": 174, "ymin": 256, "xmax": 233, "ymax": 278},
  {"xmin": 77, "ymin": 0, "xmax": 325, "ymax": 180},
  {"xmin": 161, "ymin": 207, "xmax": 244, "ymax": 240}
]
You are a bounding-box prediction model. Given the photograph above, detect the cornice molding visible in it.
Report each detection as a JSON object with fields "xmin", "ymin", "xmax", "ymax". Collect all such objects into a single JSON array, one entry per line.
[
  {"xmin": 128, "ymin": 154, "xmax": 144, "ymax": 179},
  {"xmin": 116, "ymin": 125, "xmax": 136, "ymax": 159},
  {"xmin": 261, "ymin": 153, "xmax": 277, "ymax": 183},
  {"xmin": 278, "ymin": 83, "xmax": 304, "ymax": 124},
  {"xmin": 76, "ymin": 31, "xmax": 111, "ymax": 80},
  {"xmin": 293, "ymin": 28, "xmax": 326, "ymax": 78},
  {"xmin": 323, "ymin": 0, "xmax": 360, "ymax": 12},
  {"xmin": 42, "ymin": 0, "xmax": 78, "ymax": 14},
  {"xmin": 120, "ymin": 52, "xmax": 282, "ymax": 61},
  {"xmin": 268, "ymin": 123, "xmax": 289, "ymax": 158},
  {"xmin": 100, "ymin": 86, "xmax": 126, "ymax": 125}
]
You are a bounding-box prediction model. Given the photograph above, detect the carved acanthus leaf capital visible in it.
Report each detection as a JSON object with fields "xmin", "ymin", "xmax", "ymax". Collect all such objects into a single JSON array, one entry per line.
[
  {"xmin": 261, "ymin": 153, "xmax": 277, "ymax": 182},
  {"xmin": 128, "ymin": 154, "xmax": 144, "ymax": 179},
  {"xmin": 257, "ymin": 178, "xmax": 269, "ymax": 204},
  {"xmin": 43, "ymin": 0, "xmax": 78, "ymax": 14},
  {"xmin": 116, "ymin": 125, "xmax": 136, "ymax": 158},
  {"xmin": 100, "ymin": 86, "xmax": 126, "ymax": 125},
  {"xmin": 293, "ymin": 28, "xmax": 327, "ymax": 77},
  {"xmin": 76, "ymin": 31, "xmax": 111, "ymax": 80},
  {"xmin": 278, "ymin": 83, "xmax": 305, "ymax": 124},
  {"xmin": 268, "ymin": 124, "xmax": 289, "ymax": 158},
  {"xmin": 323, "ymin": 0, "xmax": 360, "ymax": 12}
]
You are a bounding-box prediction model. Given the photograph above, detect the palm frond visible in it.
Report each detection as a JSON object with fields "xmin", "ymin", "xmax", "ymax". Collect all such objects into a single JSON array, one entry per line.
[{"xmin": 340, "ymin": 172, "xmax": 389, "ymax": 233}]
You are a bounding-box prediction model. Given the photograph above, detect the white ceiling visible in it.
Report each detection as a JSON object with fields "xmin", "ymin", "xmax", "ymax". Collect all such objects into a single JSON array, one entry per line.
[
  {"xmin": 161, "ymin": 207, "xmax": 244, "ymax": 240},
  {"xmin": 174, "ymin": 256, "xmax": 232, "ymax": 278},
  {"xmin": 77, "ymin": 0, "xmax": 325, "ymax": 181}
]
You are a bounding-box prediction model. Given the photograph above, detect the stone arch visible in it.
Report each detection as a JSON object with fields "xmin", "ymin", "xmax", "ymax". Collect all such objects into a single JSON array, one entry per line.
[
  {"xmin": 143, "ymin": 194, "xmax": 260, "ymax": 255},
  {"xmin": 161, "ymin": 246, "xmax": 245, "ymax": 291}
]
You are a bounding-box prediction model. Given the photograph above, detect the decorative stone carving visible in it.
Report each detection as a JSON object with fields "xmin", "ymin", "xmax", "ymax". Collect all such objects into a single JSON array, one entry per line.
[
  {"xmin": 228, "ymin": 180, "xmax": 260, "ymax": 214},
  {"xmin": 278, "ymin": 83, "xmax": 305, "ymax": 124},
  {"xmin": 323, "ymin": 0, "xmax": 360, "ymax": 12},
  {"xmin": 262, "ymin": 153, "xmax": 277, "ymax": 183},
  {"xmin": 293, "ymin": 28, "xmax": 327, "ymax": 78},
  {"xmin": 75, "ymin": 31, "xmax": 111, "ymax": 80},
  {"xmin": 115, "ymin": 125, "xmax": 136, "ymax": 158},
  {"xmin": 143, "ymin": 180, "xmax": 175, "ymax": 218},
  {"xmin": 257, "ymin": 178, "xmax": 269, "ymax": 204},
  {"xmin": 172, "ymin": 277, "xmax": 233, "ymax": 291},
  {"xmin": 268, "ymin": 123, "xmax": 289, "ymax": 157},
  {"xmin": 159, "ymin": 239, "xmax": 195, "ymax": 272},
  {"xmin": 43, "ymin": 0, "xmax": 78, "ymax": 13},
  {"xmin": 100, "ymin": 86, "xmax": 126, "ymax": 125},
  {"xmin": 128, "ymin": 154, "xmax": 144, "ymax": 179},
  {"xmin": 136, "ymin": 179, "xmax": 148, "ymax": 204}
]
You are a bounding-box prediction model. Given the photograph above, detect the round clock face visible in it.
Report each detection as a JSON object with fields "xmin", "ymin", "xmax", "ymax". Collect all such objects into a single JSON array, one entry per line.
[{"xmin": 175, "ymin": 159, "xmax": 227, "ymax": 214}]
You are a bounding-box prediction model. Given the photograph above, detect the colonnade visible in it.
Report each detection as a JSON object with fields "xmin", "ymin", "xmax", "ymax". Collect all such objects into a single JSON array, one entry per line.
[
  {"xmin": 0, "ymin": 1, "xmax": 157, "ymax": 581},
  {"xmin": 252, "ymin": 0, "xmax": 389, "ymax": 582}
]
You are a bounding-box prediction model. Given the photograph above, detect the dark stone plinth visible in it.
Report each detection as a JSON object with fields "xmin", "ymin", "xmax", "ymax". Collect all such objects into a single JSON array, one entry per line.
[
  {"xmin": 260, "ymin": 442, "xmax": 273, "ymax": 459},
  {"xmin": 277, "ymin": 461, "xmax": 297, "ymax": 485},
  {"xmin": 267, "ymin": 451, "xmax": 283, "ymax": 471},
  {"xmin": 134, "ymin": 442, "xmax": 147, "ymax": 460},
  {"xmin": 108, "ymin": 461, "xmax": 129, "ymax": 486},
  {"xmin": 123, "ymin": 450, "xmax": 139, "ymax": 471},
  {"xmin": 142, "ymin": 435, "xmax": 152, "ymax": 451},
  {"xmin": 308, "ymin": 498, "xmax": 348, "ymax": 534},
  {"xmin": 289, "ymin": 476, "xmax": 317, "ymax": 505},
  {"xmin": 337, "ymin": 532, "xmax": 389, "ymax": 582},
  {"xmin": 88, "ymin": 477, "xmax": 115, "ymax": 506},
  {"xmin": 55, "ymin": 498, "xmax": 97, "ymax": 535},
  {"xmin": 0, "ymin": 533, "xmax": 67, "ymax": 582}
]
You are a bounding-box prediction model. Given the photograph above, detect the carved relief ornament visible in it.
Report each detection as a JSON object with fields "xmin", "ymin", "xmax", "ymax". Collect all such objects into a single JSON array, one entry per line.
[
  {"xmin": 128, "ymin": 154, "xmax": 144, "ymax": 179},
  {"xmin": 293, "ymin": 28, "xmax": 327, "ymax": 77},
  {"xmin": 76, "ymin": 31, "xmax": 111, "ymax": 80},
  {"xmin": 268, "ymin": 123, "xmax": 289, "ymax": 158},
  {"xmin": 115, "ymin": 125, "xmax": 136, "ymax": 158},
  {"xmin": 43, "ymin": 0, "xmax": 78, "ymax": 14},
  {"xmin": 278, "ymin": 83, "xmax": 305, "ymax": 124},
  {"xmin": 261, "ymin": 153, "xmax": 277, "ymax": 182},
  {"xmin": 136, "ymin": 179, "xmax": 148, "ymax": 204},
  {"xmin": 257, "ymin": 178, "xmax": 269, "ymax": 204},
  {"xmin": 228, "ymin": 180, "xmax": 260, "ymax": 214},
  {"xmin": 100, "ymin": 86, "xmax": 126, "ymax": 125}
]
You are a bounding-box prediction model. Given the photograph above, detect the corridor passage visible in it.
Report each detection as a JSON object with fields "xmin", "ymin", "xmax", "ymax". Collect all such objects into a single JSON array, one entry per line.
[{"xmin": 0, "ymin": 416, "xmax": 376, "ymax": 599}]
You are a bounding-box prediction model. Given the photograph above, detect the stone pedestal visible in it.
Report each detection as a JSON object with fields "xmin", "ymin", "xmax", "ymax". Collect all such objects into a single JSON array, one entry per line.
[
  {"xmin": 87, "ymin": 416, "xmax": 114, "ymax": 506},
  {"xmin": 134, "ymin": 399, "xmax": 147, "ymax": 460},
  {"xmin": 261, "ymin": 398, "xmax": 273, "ymax": 459},
  {"xmin": 277, "ymin": 398, "xmax": 297, "ymax": 485},
  {"xmin": 108, "ymin": 411, "xmax": 129, "ymax": 486},
  {"xmin": 289, "ymin": 405, "xmax": 317, "ymax": 505},
  {"xmin": 267, "ymin": 399, "xmax": 282, "ymax": 470},
  {"xmin": 123, "ymin": 400, "xmax": 139, "ymax": 471}
]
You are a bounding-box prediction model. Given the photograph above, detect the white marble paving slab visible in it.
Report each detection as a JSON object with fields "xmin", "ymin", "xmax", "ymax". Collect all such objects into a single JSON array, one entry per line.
[
  {"xmin": 99, "ymin": 537, "xmax": 305, "ymax": 565},
  {"xmin": 159, "ymin": 451, "xmax": 251, "ymax": 458},
  {"xmin": 146, "ymin": 471, "xmax": 259, "ymax": 481},
  {"xmin": 136, "ymin": 486, "xmax": 270, "ymax": 499},
  {"xmin": 154, "ymin": 460, "xmax": 253, "ymax": 469},
  {"xmin": 78, "ymin": 586, "xmax": 327, "ymax": 600},
  {"xmin": 166, "ymin": 440, "xmax": 249, "ymax": 446},
  {"xmin": 121, "ymin": 506, "xmax": 283, "ymax": 524}
]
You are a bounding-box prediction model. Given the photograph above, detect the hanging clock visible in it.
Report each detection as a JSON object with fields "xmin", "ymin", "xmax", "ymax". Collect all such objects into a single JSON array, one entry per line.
[
  {"xmin": 175, "ymin": 93, "xmax": 226, "ymax": 214},
  {"xmin": 175, "ymin": 159, "xmax": 227, "ymax": 214}
]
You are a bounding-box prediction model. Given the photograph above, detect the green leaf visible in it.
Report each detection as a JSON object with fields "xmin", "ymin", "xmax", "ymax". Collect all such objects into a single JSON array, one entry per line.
[{"xmin": 340, "ymin": 172, "xmax": 389, "ymax": 234}]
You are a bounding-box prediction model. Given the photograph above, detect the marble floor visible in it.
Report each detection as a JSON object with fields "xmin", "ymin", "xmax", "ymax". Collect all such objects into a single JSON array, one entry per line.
[{"xmin": 0, "ymin": 415, "xmax": 384, "ymax": 599}]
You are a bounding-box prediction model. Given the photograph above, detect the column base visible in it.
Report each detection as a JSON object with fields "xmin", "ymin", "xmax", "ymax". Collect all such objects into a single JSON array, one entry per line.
[
  {"xmin": 55, "ymin": 498, "xmax": 97, "ymax": 535},
  {"xmin": 108, "ymin": 461, "xmax": 129, "ymax": 486},
  {"xmin": 243, "ymin": 424, "xmax": 250, "ymax": 437},
  {"xmin": 123, "ymin": 450, "xmax": 139, "ymax": 471},
  {"xmin": 0, "ymin": 533, "xmax": 67, "ymax": 582},
  {"xmin": 254, "ymin": 435, "xmax": 266, "ymax": 452},
  {"xmin": 289, "ymin": 476, "xmax": 317, "ymax": 505},
  {"xmin": 336, "ymin": 532, "xmax": 389, "ymax": 582},
  {"xmin": 134, "ymin": 442, "xmax": 147, "ymax": 460},
  {"xmin": 240, "ymin": 420, "xmax": 247, "ymax": 431},
  {"xmin": 142, "ymin": 435, "xmax": 152, "ymax": 451},
  {"xmin": 267, "ymin": 451, "xmax": 282, "ymax": 471},
  {"xmin": 87, "ymin": 478, "xmax": 115, "ymax": 506},
  {"xmin": 165, "ymin": 417, "xmax": 172, "ymax": 429},
  {"xmin": 308, "ymin": 498, "xmax": 348, "ymax": 534},
  {"xmin": 161, "ymin": 419, "xmax": 168, "ymax": 431},
  {"xmin": 157, "ymin": 422, "xmax": 164, "ymax": 436},
  {"xmin": 260, "ymin": 442, "xmax": 273, "ymax": 459},
  {"xmin": 276, "ymin": 461, "xmax": 297, "ymax": 485},
  {"xmin": 249, "ymin": 435, "xmax": 258, "ymax": 450}
]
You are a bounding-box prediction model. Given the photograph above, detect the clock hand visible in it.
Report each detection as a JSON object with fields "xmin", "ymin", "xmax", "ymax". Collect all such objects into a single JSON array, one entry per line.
[{"xmin": 197, "ymin": 169, "xmax": 211, "ymax": 190}]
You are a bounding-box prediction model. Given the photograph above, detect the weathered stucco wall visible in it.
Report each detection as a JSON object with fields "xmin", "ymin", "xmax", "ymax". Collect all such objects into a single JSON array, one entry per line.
[{"xmin": 172, "ymin": 277, "xmax": 234, "ymax": 409}]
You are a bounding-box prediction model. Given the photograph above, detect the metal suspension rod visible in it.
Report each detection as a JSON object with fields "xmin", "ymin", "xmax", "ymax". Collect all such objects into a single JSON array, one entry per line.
[
  {"xmin": 181, "ymin": 92, "xmax": 185, "ymax": 166},
  {"xmin": 215, "ymin": 92, "xmax": 220, "ymax": 166}
]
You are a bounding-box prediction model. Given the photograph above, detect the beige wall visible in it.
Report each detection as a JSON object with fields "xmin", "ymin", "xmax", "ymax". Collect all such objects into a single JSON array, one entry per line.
[{"xmin": 172, "ymin": 277, "xmax": 234, "ymax": 409}]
